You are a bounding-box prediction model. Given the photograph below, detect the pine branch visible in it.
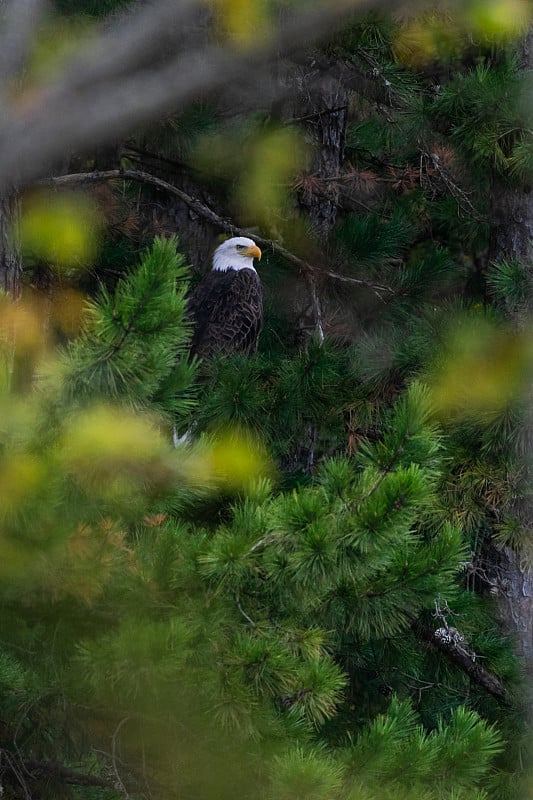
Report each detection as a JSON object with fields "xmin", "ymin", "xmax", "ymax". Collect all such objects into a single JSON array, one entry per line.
[
  {"xmin": 355, "ymin": 432, "xmax": 411, "ymax": 508},
  {"xmin": 46, "ymin": 169, "xmax": 394, "ymax": 299},
  {"xmin": 94, "ymin": 275, "xmax": 158, "ymax": 366},
  {"xmin": 419, "ymin": 149, "xmax": 482, "ymax": 221},
  {"xmin": 409, "ymin": 616, "xmax": 508, "ymax": 704}
]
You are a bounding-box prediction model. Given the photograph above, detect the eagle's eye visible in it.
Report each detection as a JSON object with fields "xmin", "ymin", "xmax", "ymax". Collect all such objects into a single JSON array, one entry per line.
[{"xmin": 236, "ymin": 244, "xmax": 247, "ymax": 251}]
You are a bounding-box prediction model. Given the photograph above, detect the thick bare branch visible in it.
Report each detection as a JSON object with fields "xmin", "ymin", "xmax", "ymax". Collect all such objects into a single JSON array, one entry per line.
[
  {"xmin": 0, "ymin": 0, "xmax": 46, "ymax": 91},
  {"xmin": 0, "ymin": 0, "xmax": 421, "ymax": 190},
  {"xmin": 41, "ymin": 0, "xmax": 200, "ymax": 98}
]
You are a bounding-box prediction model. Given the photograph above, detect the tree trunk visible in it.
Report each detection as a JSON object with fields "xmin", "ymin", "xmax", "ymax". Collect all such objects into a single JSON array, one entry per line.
[
  {"xmin": 0, "ymin": 191, "xmax": 22, "ymax": 298},
  {"xmin": 485, "ymin": 23, "xmax": 533, "ymax": 706},
  {"xmin": 299, "ymin": 76, "xmax": 348, "ymax": 235},
  {"xmin": 488, "ymin": 27, "xmax": 533, "ymax": 265}
]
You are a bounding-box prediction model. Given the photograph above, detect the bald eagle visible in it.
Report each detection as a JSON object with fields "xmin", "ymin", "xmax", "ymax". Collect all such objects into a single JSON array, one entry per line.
[{"xmin": 188, "ymin": 236, "xmax": 263, "ymax": 358}]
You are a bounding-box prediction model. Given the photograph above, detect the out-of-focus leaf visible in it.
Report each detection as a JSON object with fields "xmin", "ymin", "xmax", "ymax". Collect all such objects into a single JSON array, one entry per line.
[
  {"xmin": 0, "ymin": 300, "xmax": 43, "ymax": 355},
  {"xmin": 393, "ymin": 15, "xmax": 462, "ymax": 67},
  {"xmin": 235, "ymin": 128, "xmax": 305, "ymax": 231},
  {"xmin": 20, "ymin": 191, "xmax": 101, "ymax": 270},
  {"xmin": 208, "ymin": 0, "xmax": 271, "ymax": 48},
  {"xmin": 428, "ymin": 313, "xmax": 533, "ymax": 418},
  {"xmin": 59, "ymin": 405, "xmax": 172, "ymax": 498},
  {"xmin": 185, "ymin": 426, "xmax": 272, "ymax": 490},
  {"xmin": 49, "ymin": 288, "xmax": 87, "ymax": 337},
  {"xmin": 465, "ymin": 0, "xmax": 532, "ymax": 41},
  {"xmin": 0, "ymin": 453, "xmax": 45, "ymax": 514}
]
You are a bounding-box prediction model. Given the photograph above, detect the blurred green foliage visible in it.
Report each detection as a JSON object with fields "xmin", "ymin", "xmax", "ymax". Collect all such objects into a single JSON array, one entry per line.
[{"xmin": 0, "ymin": 235, "xmax": 522, "ymax": 800}]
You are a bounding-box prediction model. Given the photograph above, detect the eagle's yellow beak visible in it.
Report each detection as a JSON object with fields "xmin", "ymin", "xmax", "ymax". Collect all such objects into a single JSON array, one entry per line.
[{"xmin": 245, "ymin": 244, "xmax": 262, "ymax": 261}]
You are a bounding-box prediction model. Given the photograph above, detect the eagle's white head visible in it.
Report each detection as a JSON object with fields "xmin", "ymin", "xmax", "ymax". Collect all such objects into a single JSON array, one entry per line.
[{"xmin": 212, "ymin": 236, "xmax": 262, "ymax": 273}]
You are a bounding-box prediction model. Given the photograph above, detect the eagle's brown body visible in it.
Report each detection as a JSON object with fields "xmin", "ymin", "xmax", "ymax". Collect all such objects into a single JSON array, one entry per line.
[{"xmin": 187, "ymin": 238, "xmax": 263, "ymax": 358}]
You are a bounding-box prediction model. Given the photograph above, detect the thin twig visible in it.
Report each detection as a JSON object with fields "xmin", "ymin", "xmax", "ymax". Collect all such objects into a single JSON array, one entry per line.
[
  {"xmin": 419, "ymin": 149, "xmax": 482, "ymax": 221},
  {"xmin": 111, "ymin": 717, "xmax": 132, "ymax": 799},
  {"xmin": 235, "ymin": 595, "xmax": 257, "ymax": 626},
  {"xmin": 306, "ymin": 272, "xmax": 326, "ymax": 342}
]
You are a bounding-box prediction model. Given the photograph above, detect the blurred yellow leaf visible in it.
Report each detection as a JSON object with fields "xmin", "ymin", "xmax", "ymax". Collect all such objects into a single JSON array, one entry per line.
[
  {"xmin": 393, "ymin": 4, "xmax": 532, "ymax": 66},
  {"xmin": 393, "ymin": 15, "xmax": 461, "ymax": 67},
  {"xmin": 465, "ymin": 0, "xmax": 531, "ymax": 41},
  {"xmin": 208, "ymin": 0, "xmax": 270, "ymax": 47},
  {"xmin": 0, "ymin": 300, "xmax": 43, "ymax": 354},
  {"xmin": 0, "ymin": 453, "xmax": 45, "ymax": 513},
  {"xmin": 235, "ymin": 128, "xmax": 305, "ymax": 230},
  {"xmin": 185, "ymin": 427, "xmax": 271, "ymax": 490},
  {"xmin": 60, "ymin": 406, "xmax": 172, "ymax": 497},
  {"xmin": 20, "ymin": 191, "xmax": 101, "ymax": 270},
  {"xmin": 0, "ymin": 290, "xmax": 87, "ymax": 391},
  {"xmin": 210, "ymin": 430, "xmax": 270, "ymax": 487},
  {"xmin": 428, "ymin": 315, "xmax": 533, "ymax": 418},
  {"xmin": 49, "ymin": 287, "xmax": 87, "ymax": 337}
]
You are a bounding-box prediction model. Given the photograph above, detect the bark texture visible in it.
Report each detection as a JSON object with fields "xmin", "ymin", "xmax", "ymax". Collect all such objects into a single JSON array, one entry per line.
[
  {"xmin": 299, "ymin": 72, "xmax": 348, "ymax": 235},
  {"xmin": 486, "ymin": 23, "xmax": 533, "ymax": 700},
  {"xmin": 488, "ymin": 182, "xmax": 533, "ymax": 268},
  {"xmin": 0, "ymin": 191, "xmax": 21, "ymax": 298},
  {"xmin": 488, "ymin": 24, "xmax": 533, "ymax": 266}
]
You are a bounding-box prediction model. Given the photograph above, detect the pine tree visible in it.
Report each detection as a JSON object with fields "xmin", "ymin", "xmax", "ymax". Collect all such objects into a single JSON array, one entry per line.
[
  {"xmin": 1, "ymin": 2, "xmax": 533, "ymax": 798},
  {"xmin": 0, "ymin": 232, "xmax": 522, "ymax": 799}
]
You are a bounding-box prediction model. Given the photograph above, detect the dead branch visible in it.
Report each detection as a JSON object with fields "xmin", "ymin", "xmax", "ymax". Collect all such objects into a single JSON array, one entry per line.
[
  {"xmin": 410, "ymin": 616, "xmax": 509, "ymax": 704},
  {"xmin": 420, "ymin": 149, "xmax": 482, "ymax": 220}
]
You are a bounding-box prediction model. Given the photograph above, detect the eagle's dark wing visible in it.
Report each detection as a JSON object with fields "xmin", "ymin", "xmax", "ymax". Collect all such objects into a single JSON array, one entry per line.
[{"xmin": 188, "ymin": 268, "xmax": 263, "ymax": 358}]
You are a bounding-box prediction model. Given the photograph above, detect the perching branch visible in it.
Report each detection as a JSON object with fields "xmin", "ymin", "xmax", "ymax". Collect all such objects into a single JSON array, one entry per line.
[{"xmin": 46, "ymin": 168, "xmax": 394, "ymax": 299}]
